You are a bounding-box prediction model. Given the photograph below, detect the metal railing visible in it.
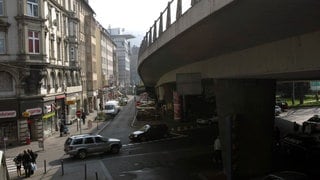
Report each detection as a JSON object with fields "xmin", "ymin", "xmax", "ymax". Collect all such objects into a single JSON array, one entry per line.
[{"xmin": 139, "ymin": 0, "xmax": 201, "ymax": 56}]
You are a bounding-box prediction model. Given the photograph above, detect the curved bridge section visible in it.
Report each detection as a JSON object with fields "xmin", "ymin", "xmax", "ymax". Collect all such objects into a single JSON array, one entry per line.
[{"xmin": 138, "ymin": 0, "xmax": 320, "ymax": 87}]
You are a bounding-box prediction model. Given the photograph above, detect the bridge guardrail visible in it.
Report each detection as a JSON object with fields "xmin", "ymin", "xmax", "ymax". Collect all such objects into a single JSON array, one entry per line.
[{"xmin": 139, "ymin": 0, "xmax": 201, "ymax": 57}]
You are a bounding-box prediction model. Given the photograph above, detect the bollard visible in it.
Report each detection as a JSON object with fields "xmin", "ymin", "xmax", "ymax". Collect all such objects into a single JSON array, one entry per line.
[
  {"xmin": 84, "ymin": 163, "xmax": 87, "ymax": 180},
  {"xmin": 61, "ymin": 160, "xmax": 64, "ymax": 176},
  {"xmin": 97, "ymin": 120, "xmax": 99, "ymax": 130},
  {"xmin": 95, "ymin": 172, "xmax": 98, "ymax": 180},
  {"xmin": 44, "ymin": 160, "xmax": 47, "ymax": 174}
]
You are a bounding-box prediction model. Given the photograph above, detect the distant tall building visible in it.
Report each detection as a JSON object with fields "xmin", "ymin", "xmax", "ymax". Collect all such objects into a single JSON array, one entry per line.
[
  {"xmin": 130, "ymin": 45, "xmax": 141, "ymax": 86},
  {"xmin": 108, "ymin": 28, "xmax": 134, "ymax": 93}
]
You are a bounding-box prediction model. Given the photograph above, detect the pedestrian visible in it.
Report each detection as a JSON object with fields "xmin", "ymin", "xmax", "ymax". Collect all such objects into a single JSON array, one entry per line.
[
  {"xmin": 60, "ymin": 122, "xmax": 64, "ymax": 137},
  {"xmin": 22, "ymin": 150, "xmax": 32, "ymax": 178},
  {"xmin": 13, "ymin": 153, "xmax": 23, "ymax": 177},
  {"xmin": 27, "ymin": 149, "xmax": 37, "ymax": 164},
  {"xmin": 27, "ymin": 149, "xmax": 37, "ymax": 175},
  {"xmin": 81, "ymin": 110, "xmax": 86, "ymax": 125},
  {"xmin": 214, "ymin": 136, "xmax": 222, "ymax": 168}
]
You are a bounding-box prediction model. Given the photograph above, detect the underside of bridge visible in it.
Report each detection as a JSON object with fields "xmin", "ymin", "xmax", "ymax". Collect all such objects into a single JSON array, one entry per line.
[
  {"xmin": 138, "ymin": 0, "xmax": 320, "ymax": 87},
  {"xmin": 138, "ymin": 0, "xmax": 320, "ymax": 178}
]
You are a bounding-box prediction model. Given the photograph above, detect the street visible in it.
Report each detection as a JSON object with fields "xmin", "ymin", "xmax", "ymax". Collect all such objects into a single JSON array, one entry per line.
[{"xmin": 5, "ymin": 100, "xmax": 320, "ymax": 180}]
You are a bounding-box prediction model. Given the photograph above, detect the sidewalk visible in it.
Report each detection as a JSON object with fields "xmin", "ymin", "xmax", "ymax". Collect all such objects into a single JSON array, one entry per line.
[{"xmin": 5, "ymin": 110, "xmax": 110, "ymax": 180}]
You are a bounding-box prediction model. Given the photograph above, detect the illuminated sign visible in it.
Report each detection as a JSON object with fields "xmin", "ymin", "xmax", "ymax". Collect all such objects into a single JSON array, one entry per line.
[
  {"xmin": 0, "ymin": 111, "xmax": 17, "ymax": 118},
  {"xmin": 26, "ymin": 107, "xmax": 42, "ymax": 116}
]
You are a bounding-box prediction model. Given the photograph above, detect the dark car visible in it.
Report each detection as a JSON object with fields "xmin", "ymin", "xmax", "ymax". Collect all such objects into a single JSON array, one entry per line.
[
  {"xmin": 280, "ymin": 133, "xmax": 320, "ymax": 160},
  {"xmin": 302, "ymin": 115, "xmax": 320, "ymax": 133},
  {"xmin": 253, "ymin": 171, "xmax": 308, "ymax": 180},
  {"xmin": 129, "ymin": 124, "xmax": 169, "ymax": 142},
  {"xmin": 276, "ymin": 100, "xmax": 289, "ymax": 111}
]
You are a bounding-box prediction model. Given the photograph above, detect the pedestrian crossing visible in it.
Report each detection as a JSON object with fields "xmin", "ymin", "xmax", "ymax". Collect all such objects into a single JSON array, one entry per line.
[{"xmin": 6, "ymin": 157, "xmax": 23, "ymax": 174}]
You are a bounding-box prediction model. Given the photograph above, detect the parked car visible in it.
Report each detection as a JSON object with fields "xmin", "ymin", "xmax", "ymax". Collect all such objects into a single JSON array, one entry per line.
[
  {"xmin": 253, "ymin": 171, "xmax": 308, "ymax": 180},
  {"xmin": 276, "ymin": 100, "xmax": 289, "ymax": 111},
  {"xmin": 302, "ymin": 115, "xmax": 320, "ymax": 133},
  {"xmin": 196, "ymin": 116, "xmax": 219, "ymax": 125},
  {"xmin": 280, "ymin": 133, "xmax": 320, "ymax": 160},
  {"xmin": 129, "ymin": 124, "xmax": 169, "ymax": 142},
  {"xmin": 64, "ymin": 134, "xmax": 122, "ymax": 159},
  {"xmin": 275, "ymin": 105, "xmax": 282, "ymax": 116}
]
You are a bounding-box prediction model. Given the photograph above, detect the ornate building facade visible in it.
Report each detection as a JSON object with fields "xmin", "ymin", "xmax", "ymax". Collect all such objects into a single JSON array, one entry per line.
[{"xmin": 0, "ymin": 0, "xmax": 83, "ymax": 145}]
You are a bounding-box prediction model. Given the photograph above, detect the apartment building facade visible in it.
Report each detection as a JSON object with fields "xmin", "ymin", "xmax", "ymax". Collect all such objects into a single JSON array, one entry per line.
[
  {"xmin": 99, "ymin": 25, "xmax": 117, "ymax": 105},
  {"xmin": 0, "ymin": 0, "xmax": 105, "ymax": 146}
]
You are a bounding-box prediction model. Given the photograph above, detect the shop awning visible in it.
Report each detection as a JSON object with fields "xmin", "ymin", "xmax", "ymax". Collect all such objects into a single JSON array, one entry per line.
[{"xmin": 42, "ymin": 112, "xmax": 55, "ymax": 119}]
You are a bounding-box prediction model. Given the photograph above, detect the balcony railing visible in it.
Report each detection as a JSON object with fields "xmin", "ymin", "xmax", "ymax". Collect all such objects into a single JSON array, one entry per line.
[{"xmin": 139, "ymin": 0, "xmax": 200, "ymax": 56}]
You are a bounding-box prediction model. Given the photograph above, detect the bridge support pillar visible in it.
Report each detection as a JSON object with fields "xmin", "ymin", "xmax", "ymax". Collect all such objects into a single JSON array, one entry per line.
[{"xmin": 214, "ymin": 79, "xmax": 276, "ymax": 179}]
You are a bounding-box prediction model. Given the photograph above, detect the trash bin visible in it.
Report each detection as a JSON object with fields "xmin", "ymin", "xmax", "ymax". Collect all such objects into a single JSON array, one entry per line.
[{"xmin": 26, "ymin": 137, "xmax": 30, "ymax": 145}]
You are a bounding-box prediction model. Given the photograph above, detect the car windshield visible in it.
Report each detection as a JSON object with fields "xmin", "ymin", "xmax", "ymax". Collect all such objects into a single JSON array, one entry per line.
[
  {"xmin": 105, "ymin": 105, "xmax": 114, "ymax": 110},
  {"xmin": 65, "ymin": 138, "xmax": 72, "ymax": 145},
  {"xmin": 139, "ymin": 125, "xmax": 150, "ymax": 132}
]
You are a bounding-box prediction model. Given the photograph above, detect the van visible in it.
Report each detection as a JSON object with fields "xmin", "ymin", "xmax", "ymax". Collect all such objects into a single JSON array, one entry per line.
[{"xmin": 103, "ymin": 100, "xmax": 120, "ymax": 116}]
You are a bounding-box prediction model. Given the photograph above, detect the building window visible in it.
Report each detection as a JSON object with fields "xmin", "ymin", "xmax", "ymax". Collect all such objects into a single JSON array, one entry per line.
[
  {"xmin": 70, "ymin": 47, "xmax": 74, "ymax": 61},
  {"xmin": 28, "ymin": 30, "xmax": 40, "ymax": 54},
  {"xmin": 0, "ymin": 71, "xmax": 13, "ymax": 92},
  {"xmin": 0, "ymin": 0, "xmax": 4, "ymax": 16},
  {"xmin": 27, "ymin": 0, "xmax": 38, "ymax": 17},
  {"xmin": 57, "ymin": 40, "xmax": 61, "ymax": 61},
  {"xmin": 0, "ymin": 32, "xmax": 6, "ymax": 54}
]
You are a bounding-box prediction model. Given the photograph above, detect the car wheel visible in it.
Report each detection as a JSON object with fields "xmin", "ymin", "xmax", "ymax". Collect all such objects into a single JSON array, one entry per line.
[
  {"xmin": 78, "ymin": 150, "xmax": 87, "ymax": 159},
  {"xmin": 140, "ymin": 136, "xmax": 147, "ymax": 142},
  {"xmin": 111, "ymin": 145, "xmax": 120, "ymax": 154}
]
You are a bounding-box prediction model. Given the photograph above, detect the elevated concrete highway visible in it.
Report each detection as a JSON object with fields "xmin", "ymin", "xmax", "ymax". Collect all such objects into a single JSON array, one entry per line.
[
  {"xmin": 138, "ymin": 0, "xmax": 320, "ymax": 87},
  {"xmin": 138, "ymin": 0, "xmax": 320, "ymax": 179}
]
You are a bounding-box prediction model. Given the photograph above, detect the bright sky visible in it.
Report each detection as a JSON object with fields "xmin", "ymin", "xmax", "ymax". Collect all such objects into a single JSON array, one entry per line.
[{"xmin": 89, "ymin": 0, "xmax": 170, "ymax": 46}]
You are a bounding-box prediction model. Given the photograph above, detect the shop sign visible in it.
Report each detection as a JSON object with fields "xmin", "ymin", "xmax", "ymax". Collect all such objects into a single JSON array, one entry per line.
[
  {"xmin": 26, "ymin": 107, "xmax": 42, "ymax": 116},
  {"xmin": 43, "ymin": 112, "xmax": 55, "ymax": 119},
  {"xmin": 0, "ymin": 110, "xmax": 17, "ymax": 118},
  {"xmin": 44, "ymin": 105, "xmax": 52, "ymax": 113},
  {"xmin": 66, "ymin": 100, "xmax": 76, "ymax": 105},
  {"xmin": 22, "ymin": 111, "xmax": 30, "ymax": 118}
]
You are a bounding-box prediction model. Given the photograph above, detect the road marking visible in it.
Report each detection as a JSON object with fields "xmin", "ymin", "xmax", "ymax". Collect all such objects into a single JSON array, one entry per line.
[
  {"xmin": 122, "ymin": 133, "xmax": 188, "ymax": 148},
  {"xmin": 6, "ymin": 157, "xmax": 23, "ymax": 174},
  {"xmin": 99, "ymin": 160, "xmax": 113, "ymax": 180}
]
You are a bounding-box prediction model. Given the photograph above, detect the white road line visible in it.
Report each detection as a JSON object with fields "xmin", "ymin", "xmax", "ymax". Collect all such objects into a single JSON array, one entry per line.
[
  {"xmin": 6, "ymin": 157, "xmax": 24, "ymax": 173},
  {"xmin": 99, "ymin": 160, "xmax": 113, "ymax": 180}
]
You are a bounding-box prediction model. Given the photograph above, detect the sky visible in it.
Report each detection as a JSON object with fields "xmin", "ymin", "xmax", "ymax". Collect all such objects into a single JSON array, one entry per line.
[{"xmin": 88, "ymin": 0, "xmax": 171, "ymax": 46}]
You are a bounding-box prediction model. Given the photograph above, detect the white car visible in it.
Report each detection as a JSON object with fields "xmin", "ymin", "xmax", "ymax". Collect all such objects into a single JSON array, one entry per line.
[
  {"xmin": 103, "ymin": 100, "xmax": 120, "ymax": 116},
  {"xmin": 275, "ymin": 105, "xmax": 282, "ymax": 116}
]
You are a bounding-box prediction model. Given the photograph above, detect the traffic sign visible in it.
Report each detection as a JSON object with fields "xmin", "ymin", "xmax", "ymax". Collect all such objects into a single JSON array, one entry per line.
[{"xmin": 76, "ymin": 110, "xmax": 82, "ymax": 117}]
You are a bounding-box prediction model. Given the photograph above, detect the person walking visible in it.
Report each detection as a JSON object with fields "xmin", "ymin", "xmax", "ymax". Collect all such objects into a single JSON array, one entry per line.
[
  {"xmin": 214, "ymin": 136, "xmax": 222, "ymax": 168},
  {"xmin": 28, "ymin": 149, "xmax": 37, "ymax": 175},
  {"xmin": 81, "ymin": 110, "xmax": 86, "ymax": 125},
  {"xmin": 22, "ymin": 150, "xmax": 32, "ymax": 178},
  {"xmin": 13, "ymin": 153, "xmax": 23, "ymax": 177},
  {"xmin": 60, "ymin": 122, "xmax": 64, "ymax": 137}
]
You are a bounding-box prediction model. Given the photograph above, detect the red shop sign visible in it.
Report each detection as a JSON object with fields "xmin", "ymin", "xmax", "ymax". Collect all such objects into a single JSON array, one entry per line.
[
  {"xmin": 26, "ymin": 107, "xmax": 42, "ymax": 116},
  {"xmin": 0, "ymin": 111, "xmax": 17, "ymax": 118}
]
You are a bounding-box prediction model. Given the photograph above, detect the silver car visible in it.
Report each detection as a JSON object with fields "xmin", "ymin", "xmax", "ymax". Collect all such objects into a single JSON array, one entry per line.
[{"xmin": 64, "ymin": 134, "xmax": 122, "ymax": 159}]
